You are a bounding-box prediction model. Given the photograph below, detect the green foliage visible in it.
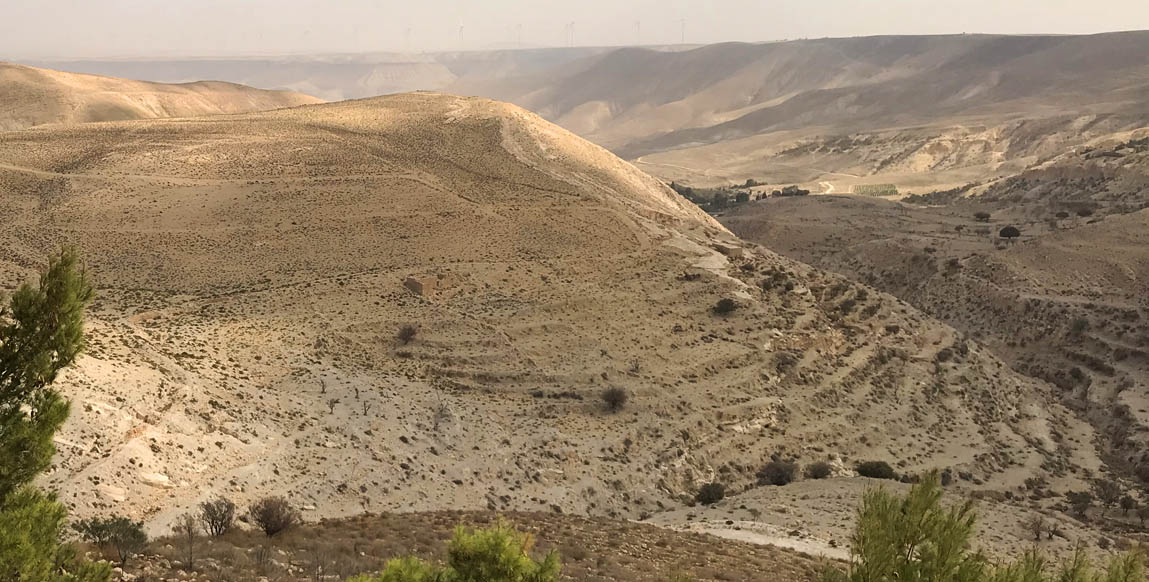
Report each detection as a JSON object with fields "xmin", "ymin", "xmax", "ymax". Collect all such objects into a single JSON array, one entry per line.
[
  {"xmin": 821, "ymin": 474, "xmax": 982, "ymax": 582},
  {"xmin": 0, "ymin": 249, "xmax": 107, "ymax": 582},
  {"xmin": 0, "ymin": 487, "xmax": 109, "ymax": 581},
  {"xmin": 353, "ymin": 556, "xmax": 445, "ymax": 582},
  {"xmin": 0, "ymin": 248, "xmax": 94, "ymax": 501},
  {"xmin": 351, "ymin": 521, "xmax": 560, "ymax": 582},
  {"xmin": 448, "ymin": 521, "xmax": 560, "ymax": 582},
  {"xmin": 822, "ymin": 473, "xmax": 1145, "ymax": 582},
  {"xmin": 72, "ymin": 516, "xmax": 148, "ymax": 567},
  {"xmin": 712, "ymin": 298, "xmax": 738, "ymax": 315},
  {"xmin": 853, "ymin": 184, "xmax": 899, "ymax": 196}
]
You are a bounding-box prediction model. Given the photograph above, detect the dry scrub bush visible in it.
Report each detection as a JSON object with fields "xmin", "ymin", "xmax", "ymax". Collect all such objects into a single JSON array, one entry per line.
[
  {"xmin": 805, "ymin": 462, "xmax": 833, "ymax": 480},
  {"xmin": 695, "ymin": 483, "xmax": 725, "ymax": 505},
  {"xmin": 200, "ymin": 496, "xmax": 236, "ymax": 536},
  {"xmin": 601, "ymin": 387, "xmax": 628, "ymax": 412},
  {"xmin": 856, "ymin": 461, "xmax": 897, "ymax": 480},
  {"xmin": 248, "ymin": 496, "xmax": 300, "ymax": 537},
  {"xmin": 758, "ymin": 461, "xmax": 798, "ymax": 486}
]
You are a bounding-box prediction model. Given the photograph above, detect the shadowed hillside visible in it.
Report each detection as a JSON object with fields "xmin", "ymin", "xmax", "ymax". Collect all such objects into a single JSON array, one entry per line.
[{"xmin": 449, "ymin": 32, "xmax": 1149, "ymax": 191}]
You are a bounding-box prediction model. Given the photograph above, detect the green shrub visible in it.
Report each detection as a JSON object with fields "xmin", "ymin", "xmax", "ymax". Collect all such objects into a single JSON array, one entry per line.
[
  {"xmin": 695, "ymin": 483, "xmax": 725, "ymax": 505},
  {"xmin": 805, "ymin": 462, "xmax": 833, "ymax": 480},
  {"xmin": 821, "ymin": 473, "xmax": 1144, "ymax": 582},
  {"xmin": 712, "ymin": 298, "xmax": 738, "ymax": 315},
  {"xmin": 757, "ymin": 461, "xmax": 798, "ymax": 486},
  {"xmin": 2, "ymin": 488, "xmax": 112, "ymax": 581},
  {"xmin": 853, "ymin": 184, "xmax": 898, "ymax": 196},
  {"xmin": 350, "ymin": 521, "xmax": 560, "ymax": 582},
  {"xmin": 73, "ymin": 516, "xmax": 147, "ymax": 568},
  {"xmin": 856, "ymin": 461, "xmax": 897, "ymax": 480}
]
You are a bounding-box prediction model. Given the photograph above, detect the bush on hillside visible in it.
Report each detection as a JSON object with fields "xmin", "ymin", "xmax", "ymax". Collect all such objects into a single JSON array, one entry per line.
[
  {"xmin": 820, "ymin": 473, "xmax": 1144, "ymax": 582},
  {"xmin": 696, "ymin": 483, "xmax": 726, "ymax": 505},
  {"xmin": 349, "ymin": 521, "xmax": 560, "ymax": 582},
  {"xmin": 712, "ymin": 298, "xmax": 738, "ymax": 315},
  {"xmin": 248, "ymin": 496, "xmax": 300, "ymax": 537},
  {"xmin": 999, "ymin": 226, "xmax": 1021, "ymax": 240},
  {"xmin": 601, "ymin": 387, "xmax": 628, "ymax": 412},
  {"xmin": 397, "ymin": 324, "xmax": 418, "ymax": 345},
  {"xmin": 200, "ymin": 497, "xmax": 236, "ymax": 536},
  {"xmin": 73, "ymin": 516, "xmax": 148, "ymax": 568},
  {"xmin": 856, "ymin": 461, "xmax": 897, "ymax": 480},
  {"xmin": 757, "ymin": 461, "xmax": 799, "ymax": 486},
  {"xmin": 805, "ymin": 462, "xmax": 833, "ymax": 480}
]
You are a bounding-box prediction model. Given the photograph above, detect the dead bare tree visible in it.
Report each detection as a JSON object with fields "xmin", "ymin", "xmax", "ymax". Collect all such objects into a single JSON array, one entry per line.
[{"xmin": 173, "ymin": 513, "xmax": 200, "ymax": 571}]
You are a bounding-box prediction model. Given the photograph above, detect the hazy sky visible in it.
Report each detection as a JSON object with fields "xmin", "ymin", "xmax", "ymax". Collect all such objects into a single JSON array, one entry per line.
[{"xmin": 3, "ymin": 0, "xmax": 1148, "ymax": 58}]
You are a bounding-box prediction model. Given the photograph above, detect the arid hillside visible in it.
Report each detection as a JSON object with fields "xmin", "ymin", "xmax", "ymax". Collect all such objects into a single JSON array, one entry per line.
[
  {"xmin": 0, "ymin": 62, "xmax": 323, "ymax": 131},
  {"xmin": 28, "ymin": 33, "xmax": 1149, "ymax": 195},
  {"xmin": 0, "ymin": 93, "xmax": 1118, "ymax": 559},
  {"xmin": 450, "ymin": 32, "xmax": 1149, "ymax": 192},
  {"xmin": 722, "ymin": 178, "xmax": 1149, "ymax": 509}
]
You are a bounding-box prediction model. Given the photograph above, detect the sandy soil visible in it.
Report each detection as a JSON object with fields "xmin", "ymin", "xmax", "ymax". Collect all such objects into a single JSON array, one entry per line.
[{"xmin": 0, "ymin": 62, "xmax": 323, "ymax": 131}]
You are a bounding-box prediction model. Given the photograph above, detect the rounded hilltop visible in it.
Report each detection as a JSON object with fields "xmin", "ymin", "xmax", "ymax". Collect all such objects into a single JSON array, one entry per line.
[{"xmin": 0, "ymin": 61, "xmax": 324, "ymax": 131}]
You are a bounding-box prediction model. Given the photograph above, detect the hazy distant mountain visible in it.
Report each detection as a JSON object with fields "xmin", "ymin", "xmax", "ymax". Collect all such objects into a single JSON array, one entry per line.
[{"xmin": 0, "ymin": 61, "xmax": 323, "ymax": 131}]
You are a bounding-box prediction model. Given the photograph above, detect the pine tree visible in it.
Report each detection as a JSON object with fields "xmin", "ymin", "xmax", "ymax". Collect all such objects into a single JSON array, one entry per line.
[
  {"xmin": 0, "ymin": 249, "xmax": 108, "ymax": 582},
  {"xmin": 822, "ymin": 472, "xmax": 1144, "ymax": 582}
]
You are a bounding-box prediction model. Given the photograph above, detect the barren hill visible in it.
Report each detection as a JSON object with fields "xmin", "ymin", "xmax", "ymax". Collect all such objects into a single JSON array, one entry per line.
[
  {"xmin": 0, "ymin": 62, "xmax": 324, "ymax": 131},
  {"xmin": 721, "ymin": 188, "xmax": 1149, "ymax": 500},
  {"xmin": 0, "ymin": 93, "xmax": 1110, "ymax": 558},
  {"xmin": 449, "ymin": 32, "xmax": 1149, "ymax": 192},
  {"xmin": 23, "ymin": 48, "xmax": 615, "ymax": 102}
]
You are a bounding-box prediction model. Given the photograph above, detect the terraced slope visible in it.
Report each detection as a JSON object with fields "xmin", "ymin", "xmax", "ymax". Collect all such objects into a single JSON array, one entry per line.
[{"xmin": 0, "ymin": 95, "xmax": 1101, "ymax": 558}]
